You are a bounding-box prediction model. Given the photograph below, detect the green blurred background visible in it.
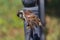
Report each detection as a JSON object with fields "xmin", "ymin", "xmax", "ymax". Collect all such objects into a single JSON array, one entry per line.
[{"xmin": 0, "ymin": 0, "xmax": 60, "ymax": 40}]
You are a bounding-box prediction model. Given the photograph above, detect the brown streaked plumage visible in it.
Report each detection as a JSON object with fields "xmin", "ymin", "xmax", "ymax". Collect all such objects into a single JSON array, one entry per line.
[{"xmin": 17, "ymin": 10, "xmax": 42, "ymax": 29}]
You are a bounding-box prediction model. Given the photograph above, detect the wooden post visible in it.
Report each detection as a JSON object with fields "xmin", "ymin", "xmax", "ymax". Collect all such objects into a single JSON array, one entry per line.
[
  {"xmin": 38, "ymin": 0, "xmax": 46, "ymax": 40},
  {"xmin": 18, "ymin": 0, "xmax": 46, "ymax": 40}
]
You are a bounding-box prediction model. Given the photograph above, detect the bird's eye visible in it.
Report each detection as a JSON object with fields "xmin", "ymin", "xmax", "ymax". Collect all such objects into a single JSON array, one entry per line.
[
  {"xmin": 18, "ymin": 12, "xmax": 22, "ymax": 17},
  {"xmin": 19, "ymin": 14, "xmax": 22, "ymax": 17}
]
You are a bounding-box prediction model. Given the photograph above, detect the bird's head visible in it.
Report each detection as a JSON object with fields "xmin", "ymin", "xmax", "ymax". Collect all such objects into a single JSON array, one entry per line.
[
  {"xmin": 17, "ymin": 10, "xmax": 33, "ymax": 20},
  {"xmin": 17, "ymin": 10, "xmax": 25, "ymax": 20}
]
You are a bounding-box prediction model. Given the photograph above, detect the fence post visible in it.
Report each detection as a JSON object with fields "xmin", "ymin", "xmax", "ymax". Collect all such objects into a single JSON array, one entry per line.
[
  {"xmin": 18, "ymin": 0, "xmax": 46, "ymax": 40},
  {"xmin": 38, "ymin": 0, "xmax": 46, "ymax": 40}
]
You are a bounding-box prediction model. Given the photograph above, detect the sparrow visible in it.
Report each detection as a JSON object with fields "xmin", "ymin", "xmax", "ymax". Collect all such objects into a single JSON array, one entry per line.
[{"xmin": 17, "ymin": 10, "xmax": 42, "ymax": 29}]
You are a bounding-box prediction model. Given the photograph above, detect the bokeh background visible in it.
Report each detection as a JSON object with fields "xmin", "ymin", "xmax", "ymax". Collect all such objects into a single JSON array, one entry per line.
[{"xmin": 0, "ymin": 0, "xmax": 60, "ymax": 40}]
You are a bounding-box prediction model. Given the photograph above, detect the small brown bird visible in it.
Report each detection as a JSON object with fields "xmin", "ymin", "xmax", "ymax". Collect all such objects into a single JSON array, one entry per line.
[{"xmin": 17, "ymin": 10, "xmax": 42, "ymax": 30}]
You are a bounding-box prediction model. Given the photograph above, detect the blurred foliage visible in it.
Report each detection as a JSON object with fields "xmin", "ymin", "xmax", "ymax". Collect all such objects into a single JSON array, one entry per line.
[
  {"xmin": 46, "ymin": 0, "xmax": 60, "ymax": 40},
  {"xmin": 46, "ymin": 0, "xmax": 60, "ymax": 18},
  {"xmin": 0, "ymin": 0, "xmax": 24, "ymax": 40},
  {"xmin": 0, "ymin": 0, "xmax": 24, "ymax": 28},
  {"xmin": 0, "ymin": 0, "xmax": 60, "ymax": 40}
]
